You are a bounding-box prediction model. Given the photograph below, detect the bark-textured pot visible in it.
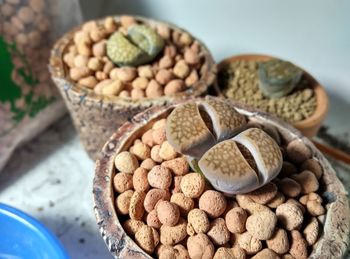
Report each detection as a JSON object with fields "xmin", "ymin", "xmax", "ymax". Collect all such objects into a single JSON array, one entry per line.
[
  {"xmin": 49, "ymin": 15, "xmax": 216, "ymax": 159},
  {"xmin": 216, "ymin": 54, "xmax": 329, "ymax": 138},
  {"xmin": 93, "ymin": 96, "xmax": 349, "ymax": 259}
]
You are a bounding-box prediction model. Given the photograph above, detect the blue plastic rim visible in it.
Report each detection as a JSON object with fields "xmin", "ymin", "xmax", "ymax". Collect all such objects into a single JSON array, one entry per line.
[{"xmin": 0, "ymin": 203, "xmax": 69, "ymax": 259}]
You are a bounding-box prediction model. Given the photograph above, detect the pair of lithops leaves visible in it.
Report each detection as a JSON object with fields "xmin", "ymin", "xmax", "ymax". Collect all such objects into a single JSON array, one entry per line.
[
  {"xmin": 166, "ymin": 99, "xmax": 283, "ymax": 194},
  {"xmin": 107, "ymin": 24, "xmax": 164, "ymax": 67},
  {"xmin": 258, "ymin": 59, "xmax": 303, "ymax": 99}
]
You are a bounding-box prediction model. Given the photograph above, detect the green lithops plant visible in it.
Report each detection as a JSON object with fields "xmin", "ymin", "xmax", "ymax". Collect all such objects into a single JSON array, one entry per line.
[
  {"xmin": 128, "ymin": 25, "xmax": 165, "ymax": 60},
  {"xmin": 107, "ymin": 32, "xmax": 147, "ymax": 67},
  {"xmin": 107, "ymin": 25, "xmax": 164, "ymax": 67},
  {"xmin": 258, "ymin": 59, "xmax": 303, "ymax": 98}
]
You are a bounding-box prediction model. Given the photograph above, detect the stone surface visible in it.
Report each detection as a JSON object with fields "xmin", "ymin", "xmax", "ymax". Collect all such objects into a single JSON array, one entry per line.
[{"xmin": 0, "ymin": 116, "xmax": 113, "ymax": 259}]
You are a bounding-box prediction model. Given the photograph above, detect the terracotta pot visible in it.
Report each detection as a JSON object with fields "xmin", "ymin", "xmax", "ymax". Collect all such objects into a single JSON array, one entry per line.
[
  {"xmin": 49, "ymin": 15, "xmax": 216, "ymax": 159},
  {"xmin": 215, "ymin": 54, "xmax": 329, "ymax": 138},
  {"xmin": 93, "ymin": 96, "xmax": 348, "ymax": 259}
]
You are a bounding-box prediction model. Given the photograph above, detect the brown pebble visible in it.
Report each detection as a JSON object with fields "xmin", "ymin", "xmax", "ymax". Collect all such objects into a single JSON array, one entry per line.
[
  {"xmin": 147, "ymin": 209, "xmax": 162, "ymax": 229},
  {"xmin": 287, "ymin": 139, "xmax": 312, "ymax": 164},
  {"xmin": 278, "ymin": 178, "xmax": 301, "ymax": 197},
  {"xmin": 140, "ymin": 158, "xmax": 156, "ymax": 170},
  {"xmin": 267, "ymin": 192, "xmax": 286, "ymax": 209},
  {"xmin": 144, "ymin": 189, "xmax": 171, "ymax": 213},
  {"xmin": 187, "ymin": 233, "xmax": 215, "ymax": 259},
  {"xmin": 157, "ymin": 201, "xmax": 180, "ymax": 226},
  {"xmin": 148, "ymin": 165, "xmax": 172, "ymax": 190},
  {"xmin": 225, "ymin": 207, "xmax": 247, "ymax": 234},
  {"xmin": 300, "ymin": 158, "xmax": 323, "ymax": 179},
  {"xmin": 113, "ymin": 172, "xmax": 133, "ymax": 193},
  {"xmin": 266, "ymin": 228, "xmax": 290, "ymax": 254},
  {"xmin": 247, "ymin": 182, "xmax": 278, "ymax": 204},
  {"xmin": 164, "ymin": 79, "xmax": 185, "ymax": 96},
  {"xmin": 161, "ymin": 157, "xmax": 189, "ymax": 176},
  {"xmin": 280, "ymin": 161, "xmax": 298, "ymax": 178},
  {"xmin": 289, "ymin": 230, "xmax": 308, "ymax": 259},
  {"xmin": 199, "ymin": 190, "xmax": 227, "ymax": 218},
  {"xmin": 291, "ymin": 170, "xmax": 319, "ymax": 194},
  {"xmin": 276, "ymin": 203, "xmax": 303, "ymax": 231},
  {"xmin": 156, "ymin": 69, "xmax": 173, "ymax": 85},
  {"xmin": 251, "ymin": 248, "xmax": 279, "ymax": 259},
  {"xmin": 151, "ymin": 145, "xmax": 163, "ymax": 163},
  {"xmin": 207, "ymin": 218, "xmax": 230, "ymax": 245},
  {"xmin": 129, "ymin": 191, "xmax": 146, "ymax": 220},
  {"xmin": 246, "ymin": 210, "xmax": 277, "ymax": 240},
  {"xmin": 237, "ymin": 232, "xmax": 263, "ymax": 255},
  {"xmin": 132, "ymin": 167, "xmax": 149, "ymax": 192}
]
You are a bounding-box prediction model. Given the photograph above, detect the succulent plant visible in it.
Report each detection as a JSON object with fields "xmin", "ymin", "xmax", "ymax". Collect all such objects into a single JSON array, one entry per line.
[
  {"xmin": 258, "ymin": 59, "xmax": 303, "ymax": 99},
  {"xmin": 166, "ymin": 99, "xmax": 283, "ymax": 195},
  {"xmin": 107, "ymin": 25, "xmax": 164, "ymax": 67},
  {"xmin": 198, "ymin": 128, "xmax": 282, "ymax": 194},
  {"xmin": 166, "ymin": 99, "xmax": 246, "ymax": 159},
  {"xmin": 198, "ymin": 139, "xmax": 259, "ymax": 194},
  {"xmin": 128, "ymin": 25, "xmax": 164, "ymax": 60},
  {"xmin": 165, "ymin": 102, "xmax": 216, "ymax": 159}
]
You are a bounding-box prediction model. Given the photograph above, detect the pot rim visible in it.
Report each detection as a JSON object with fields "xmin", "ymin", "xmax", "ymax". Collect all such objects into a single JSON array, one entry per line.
[
  {"xmin": 49, "ymin": 15, "xmax": 216, "ymax": 108},
  {"xmin": 93, "ymin": 96, "xmax": 348, "ymax": 259},
  {"xmin": 215, "ymin": 54, "xmax": 329, "ymax": 134}
]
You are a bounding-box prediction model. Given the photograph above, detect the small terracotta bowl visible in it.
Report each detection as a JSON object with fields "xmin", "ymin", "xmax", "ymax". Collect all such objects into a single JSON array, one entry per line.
[
  {"xmin": 216, "ymin": 54, "xmax": 329, "ymax": 138},
  {"xmin": 93, "ymin": 96, "xmax": 348, "ymax": 259},
  {"xmin": 49, "ymin": 15, "xmax": 216, "ymax": 159}
]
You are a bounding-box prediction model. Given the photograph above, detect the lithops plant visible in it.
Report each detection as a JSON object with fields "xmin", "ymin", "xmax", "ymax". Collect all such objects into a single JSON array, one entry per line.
[
  {"xmin": 128, "ymin": 25, "xmax": 165, "ymax": 61},
  {"xmin": 199, "ymin": 99, "xmax": 246, "ymax": 141},
  {"xmin": 165, "ymin": 102, "xmax": 216, "ymax": 159},
  {"xmin": 233, "ymin": 128, "xmax": 283, "ymax": 185},
  {"xmin": 166, "ymin": 99, "xmax": 246, "ymax": 158},
  {"xmin": 198, "ymin": 139, "xmax": 259, "ymax": 194},
  {"xmin": 107, "ymin": 24, "xmax": 164, "ymax": 67},
  {"xmin": 107, "ymin": 32, "xmax": 147, "ymax": 67},
  {"xmin": 258, "ymin": 59, "xmax": 303, "ymax": 98},
  {"xmin": 198, "ymin": 128, "xmax": 282, "ymax": 194},
  {"xmin": 165, "ymin": 99, "xmax": 283, "ymax": 194}
]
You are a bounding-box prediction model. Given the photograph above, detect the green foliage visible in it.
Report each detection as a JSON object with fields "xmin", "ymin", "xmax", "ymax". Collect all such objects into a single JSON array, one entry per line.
[{"xmin": 0, "ymin": 36, "xmax": 55, "ymax": 127}]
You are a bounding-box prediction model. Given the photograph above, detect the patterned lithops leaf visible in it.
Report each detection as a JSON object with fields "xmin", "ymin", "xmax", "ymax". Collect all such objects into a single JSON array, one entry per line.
[
  {"xmin": 198, "ymin": 139, "xmax": 259, "ymax": 194},
  {"xmin": 166, "ymin": 103, "xmax": 216, "ymax": 158},
  {"xmin": 128, "ymin": 25, "xmax": 164, "ymax": 62},
  {"xmin": 199, "ymin": 99, "xmax": 246, "ymax": 141},
  {"xmin": 106, "ymin": 32, "xmax": 148, "ymax": 67},
  {"xmin": 233, "ymin": 127, "xmax": 282, "ymax": 184}
]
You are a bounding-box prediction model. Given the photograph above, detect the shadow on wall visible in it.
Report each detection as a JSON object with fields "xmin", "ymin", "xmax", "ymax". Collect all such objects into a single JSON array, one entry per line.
[{"xmin": 80, "ymin": 0, "xmax": 153, "ymax": 20}]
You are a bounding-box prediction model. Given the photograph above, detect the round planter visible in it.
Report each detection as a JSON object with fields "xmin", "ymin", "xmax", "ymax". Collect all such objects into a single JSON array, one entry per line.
[
  {"xmin": 216, "ymin": 54, "xmax": 329, "ymax": 138},
  {"xmin": 93, "ymin": 96, "xmax": 348, "ymax": 259},
  {"xmin": 49, "ymin": 15, "xmax": 216, "ymax": 159}
]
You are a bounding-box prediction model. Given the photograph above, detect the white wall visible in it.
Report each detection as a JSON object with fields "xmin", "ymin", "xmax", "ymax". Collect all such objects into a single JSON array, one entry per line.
[{"xmin": 80, "ymin": 0, "xmax": 350, "ymax": 105}]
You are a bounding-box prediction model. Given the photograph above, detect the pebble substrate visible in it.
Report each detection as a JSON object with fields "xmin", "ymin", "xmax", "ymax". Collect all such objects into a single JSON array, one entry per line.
[
  {"xmin": 218, "ymin": 60, "xmax": 317, "ymax": 123},
  {"xmin": 62, "ymin": 15, "xmax": 206, "ymax": 100},
  {"xmin": 112, "ymin": 114, "xmax": 326, "ymax": 259}
]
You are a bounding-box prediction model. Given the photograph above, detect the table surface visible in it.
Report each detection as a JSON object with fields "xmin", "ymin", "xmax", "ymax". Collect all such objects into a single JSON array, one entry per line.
[{"xmin": 1, "ymin": 1, "xmax": 350, "ymax": 257}]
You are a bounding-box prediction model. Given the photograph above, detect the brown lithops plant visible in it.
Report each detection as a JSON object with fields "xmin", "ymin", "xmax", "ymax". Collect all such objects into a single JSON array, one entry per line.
[
  {"xmin": 199, "ymin": 99, "xmax": 246, "ymax": 140},
  {"xmin": 198, "ymin": 140, "xmax": 259, "ymax": 194},
  {"xmin": 166, "ymin": 99, "xmax": 282, "ymax": 194},
  {"xmin": 166, "ymin": 99, "xmax": 247, "ymax": 158},
  {"xmin": 198, "ymin": 127, "xmax": 282, "ymax": 194},
  {"xmin": 166, "ymin": 102, "xmax": 216, "ymax": 158},
  {"xmin": 233, "ymin": 128, "xmax": 283, "ymax": 185}
]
